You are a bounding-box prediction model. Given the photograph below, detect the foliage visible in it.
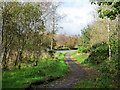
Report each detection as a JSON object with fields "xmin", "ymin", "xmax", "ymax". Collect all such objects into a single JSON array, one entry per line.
[
  {"xmin": 81, "ymin": 25, "xmax": 91, "ymax": 44},
  {"xmin": 55, "ymin": 34, "xmax": 78, "ymax": 49},
  {"xmin": 94, "ymin": 36, "xmax": 119, "ymax": 87},
  {"xmin": 94, "ymin": 55, "xmax": 119, "ymax": 88},
  {"xmin": 85, "ymin": 43, "xmax": 109, "ymax": 64},
  {"xmin": 110, "ymin": 35, "xmax": 119, "ymax": 54},
  {"xmin": 73, "ymin": 35, "xmax": 119, "ymax": 88},
  {"xmin": 78, "ymin": 25, "xmax": 91, "ymax": 48},
  {"xmin": 78, "ymin": 47, "xmax": 86, "ymax": 53},
  {"xmin": 74, "ymin": 1, "xmax": 119, "ymax": 88},
  {"xmin": 91, "ymin": 1, "xmax": 120, "ymax": 20},
  {"xmin": 2, "ymin": 52, "xmax": 69, "ymax": 88},
  {"xmin": 1, "ymin": 2, "xmax": 62, "ymax": 70},
  {"xmin": 71, "ymin": 51, "xmax": 99, "ymax": 69}
]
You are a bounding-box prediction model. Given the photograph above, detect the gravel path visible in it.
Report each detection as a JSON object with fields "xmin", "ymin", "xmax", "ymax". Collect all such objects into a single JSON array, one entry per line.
[
  {"xmin": 51, "ymin": 53, "xmax": 88, "ymax": 88},
  {"xmin": 33, "ymin": 53, "xmax": 97, "ymax": 89}
]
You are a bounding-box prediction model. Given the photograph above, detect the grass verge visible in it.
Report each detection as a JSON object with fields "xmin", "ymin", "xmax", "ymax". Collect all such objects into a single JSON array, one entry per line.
[
  {"xmin": 2, "ymin": 52, "xmax": 69, "ymax": 88},
  {"xmin": 71, "ymin": 51, "xmax": 118, "ymax": 88},
  {"xmin": 74, "ymin": 77, "xmax": 95, "ymax": 88},
  {"xmin": 71, "ymin": 51, "xmax": 99, "ymax": 69}
]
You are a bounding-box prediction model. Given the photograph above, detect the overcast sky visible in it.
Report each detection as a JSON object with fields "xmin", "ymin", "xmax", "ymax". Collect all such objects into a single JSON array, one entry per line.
[{"xmin": 57, "ymin": 0, "xmax": 96, "ymax": 36}]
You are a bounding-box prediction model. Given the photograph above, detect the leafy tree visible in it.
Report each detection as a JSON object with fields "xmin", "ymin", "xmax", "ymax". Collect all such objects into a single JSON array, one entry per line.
[
  {"xmin": 91, "ymin": 1, "xmax": 120, "ymax": 20},
  {"xmin": 81, "ymin": 25, "xmax": 91, "ymax": 46},
  {"xmin": 1, "ymin": 1, "xmax": 62, "ymax": 70},
  {"xmin": 91, "ymin": 1, "xmax": 119, "ymax": 60}
]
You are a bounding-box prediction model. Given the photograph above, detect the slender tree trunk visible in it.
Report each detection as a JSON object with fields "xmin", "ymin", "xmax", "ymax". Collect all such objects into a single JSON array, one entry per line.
[
  {"xmin": 108, "ymin": 20, "xmax": 111, "ymax": 60},
  {"xmin": 82, "ymin": 38, "xmax": 84, "ymax": 55},
  {"xmin": 7, "ymin": 48, "xmax": 12, "ymax": 62},
  {"xmin": 51, "ymin": 37, "xmax": 53, "ymax": 50},
  {"xmin": 35, "ymin": 54, "xmax": 38, "ymax": 66},
  {"xmin": 118, "ymin": 14, "xmax": 120, "ymax": 88},
  {"xmin": 51, "ymin": 5, "xmax": 55, "ymax": 50},
  {"xmin": 6, "ymin": 32, "xmax": 14, "ymax": 62},
  {"xmin": 2, "ymin": 33, "xmax": 7, "ymax": 70},
  {"xmin": 2, "ymin": 2, "xmax": 5, "ymax": 44},
  {"xmin": 14, "ymin": 52, "xmax": 18, "ymax": 66},
  {"xmin": 2, "ymin": 13, "xmax": 8, "ymax": 70},
  {"xmin": 2, "ymin": 48, "xmax": 7, "ymax": 70},
  {"xmin": 117, "ymin": 14, "xmax": 119, "ymax": 53},
  {"xmin": 51, "ymin": 18, "xmax": 55, "ymax": 50},
  {"xmin": 34, "ymin": 53, "xmax": 38, "ymax": 66},
  {"xmin": 18, "ymin": 39, "xmax": 26, "ymax": 69},
  {"xmin": 2, "ymin": 16, "xmax": 4, "ymax": 44}
]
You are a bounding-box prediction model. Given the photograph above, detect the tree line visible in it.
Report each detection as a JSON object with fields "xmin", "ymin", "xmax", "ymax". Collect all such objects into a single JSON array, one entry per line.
[
  {"xmin": 78, "ymin": 1, "xmax": 119, "ymax": 58},
  {"xmin": 0, "ymin": 2, "xmax": 61, "ymax": 70},
  {"xmin": 77, "ymin": 1, "xmax": 119, "ymax": 87}
]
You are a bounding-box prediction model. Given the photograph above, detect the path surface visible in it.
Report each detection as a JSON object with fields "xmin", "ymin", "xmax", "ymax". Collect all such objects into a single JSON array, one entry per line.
[
  {"xmin": 51, "ymin": 53, "xmax": 87, "ymax": 88},
  {"xmin": 34, "ymin": 53, "xmax": 97, "ymax": 88}
]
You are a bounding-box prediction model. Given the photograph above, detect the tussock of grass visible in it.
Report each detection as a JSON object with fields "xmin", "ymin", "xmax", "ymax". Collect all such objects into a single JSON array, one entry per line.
[{"xmin": 2, "ymin": 52, "xmax": 69, "ymax": 88}]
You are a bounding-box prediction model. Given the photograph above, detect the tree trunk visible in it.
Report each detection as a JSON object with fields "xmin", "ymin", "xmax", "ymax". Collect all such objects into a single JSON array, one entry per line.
[
  {"xmin": 108, "ymin": 20, "xmax": 111, "ymax": 60},
  {"xmin": 2, "ymin": 15, "xmax": 4, "ymax": 44},
  {"xmin": 118, "ymin": 14, "xmax": 120, "ymax": 88},
  {"xmin": 18, "ymin": 39, "xmax": 26, "ymax": 69},
  {"xmin": 51, "ymin": 37, "xmax": 53, "ymax": 50},
  {"xmin": 2, "ymin": 27, "xmax": 8, "ymax": 70},
  {"xmin": 7, "ymin": 48, "xmax": 12, "ymax": 63},
  {"xmin": 14, "ymin": 52, "xmax": 18, "ymax": 66},
  {"xmin": 2, "ymin": 46, "xmax": 7, "ymax": 70},
  {"xmin": 34, "ymin": 53, "xmax": 38, "ymax": 66},
  {"xmin": 2, "ymin": 2, "xmax": 5, "ymax": 44},
  {"xmin": 51, "ymin": 5, "xmax": 55, "ymax": 50}
]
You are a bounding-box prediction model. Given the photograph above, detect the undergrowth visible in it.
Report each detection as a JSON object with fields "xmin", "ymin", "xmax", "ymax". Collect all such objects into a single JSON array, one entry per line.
[
  {"xmin": 2, "ymin": 52, "xmax": 69, "ymax": 88},
  {"xmin": 71, "ymin": 37, "xmax": 119, "ymax": 88}
]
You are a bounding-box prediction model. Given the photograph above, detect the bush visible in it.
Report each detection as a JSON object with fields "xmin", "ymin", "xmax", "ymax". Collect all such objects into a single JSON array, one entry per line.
[
  {"xmin": 85, "ymin": 43, "xmax": 109, "ymax": 64},
  {"xmin": 78, "ymin": 47, "xmax": 86, "ymax": 53},
  {"xmin": 82, "ymin": 48, "xmax": 90, "ymax": 53},
  {"xmin": 91, "ymin": 42, "xmax": 104, "ymax": 49},
  {"xmin": 94, "ymin": 37, "xmax": 119, "ymax": 88}
]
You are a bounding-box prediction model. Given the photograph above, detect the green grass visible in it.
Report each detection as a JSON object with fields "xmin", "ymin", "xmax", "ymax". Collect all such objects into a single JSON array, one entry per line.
[
  {"xmin": 71, "ymin": 51, "xmax": 117, "ymax": 88},
  {"xmin": 74, "ymin": 78, "xmax": 95, "ymax": 88},
  {"xmin": 2, "ymin": 52, "xmax": 69, "ymax": 88},
  {"xmin": 71, "ymin": 51, "xmax": 99, "ymax": 69},
  {"xmin": 71, "ymin": 51, "xmax": 89, "ymax": 63}
]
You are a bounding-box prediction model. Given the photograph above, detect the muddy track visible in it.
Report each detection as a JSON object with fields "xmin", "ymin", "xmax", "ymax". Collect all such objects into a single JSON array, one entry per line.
[{"xmin": 27, "ymin": 53, "xmax": 97, "ymax": 89}]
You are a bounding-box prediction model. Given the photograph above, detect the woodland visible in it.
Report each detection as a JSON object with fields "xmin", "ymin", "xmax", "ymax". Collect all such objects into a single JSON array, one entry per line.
[{"xmin": 1, "ymin": 1, "xmax": 120, "ymax": 88}]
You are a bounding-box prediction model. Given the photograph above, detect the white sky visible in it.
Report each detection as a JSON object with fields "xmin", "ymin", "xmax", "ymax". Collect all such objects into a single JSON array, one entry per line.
[{"xmin": 57, "ymin": 0, "xmax": 96, "ymax": 35}]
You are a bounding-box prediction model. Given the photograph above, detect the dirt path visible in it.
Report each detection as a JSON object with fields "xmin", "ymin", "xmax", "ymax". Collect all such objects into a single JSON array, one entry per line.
[
  {"xmin": 50, "ymin": 53, "xmax": 87, "ymax": 88},
  {"xmin": 33, "ymin": 53, "xmax": 97, "ymax": 88}
]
